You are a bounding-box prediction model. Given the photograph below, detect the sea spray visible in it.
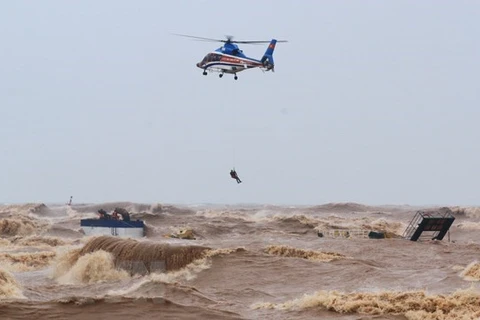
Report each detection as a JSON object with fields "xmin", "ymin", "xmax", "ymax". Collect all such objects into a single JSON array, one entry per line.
[
  {"xmin": 54, "ymin": 236, "xmax": 211, "ymax": 278},
  {"xmin": 253, "ymin": 288, "xmax": 480, "ymax": 319},
  {"xmin": 460, "ymin": 261, "xmax": 480, "ymax": 281},
  {"xmin": 265, "ymin": 245, "xmax": 346, "ymax": 262},
  {"xmin": 0, "ymin": 268, "xmax": 24, "ymax": 298},
  {"xmin": 107, "ymin": 247, "xmax": 246, "ymax": 297},
  {"xmin": 54, "ymin": 250, "xmax": 129, "ymax": 284},
  {"xmin": 0, "ymin": 251, "xmax": 56, "ymax": 272},
  {"xmin": 0, "ymin": 218, "xmax": 39, "ymax": 236}
]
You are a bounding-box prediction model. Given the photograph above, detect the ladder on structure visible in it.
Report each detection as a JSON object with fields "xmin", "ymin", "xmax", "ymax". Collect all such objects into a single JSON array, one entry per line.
[{"xmin": 402, "ymin": 210, "xmax": 455, "ymax": 241}]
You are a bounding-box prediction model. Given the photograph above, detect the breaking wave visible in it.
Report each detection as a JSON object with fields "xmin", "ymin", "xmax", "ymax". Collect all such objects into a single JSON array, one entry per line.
[
  {"xmin": 71, "ymin": 202, "xmax": 194, "ymax": 216},
  {"xmin": 273, "ymin": 215, "xmax": 320, "ymax": 229},
  {"xmin": 0, "ymin": 268, "xmax": 24, "ymax": 298},
  {"xmin": 272, "ymin": 214, "xmax": 362, "ymax": 233},
  {"xmin": 0, "ymin": 218, "xmax": 41, "ymax": 236},
  {"xmin": 195, "ymin": 209, "xmax": 257, "ymax": 221},
  {"xmin": 308, "ymin": 202, "xmax": 384, "ymax": 213},
  {"xmin": 449, "ymin": 206, "xmax": 480, "ymax": 219},
  {"xmin": 360, "ymin": 218, "xmax": 406, "ymax": 237},
  {"xmin": 55, "ymin": 236, "xmax": 210, "ymax": 277},
  {"xmin": 456, "ymin": 222, "xmax": 480, "ymax": 231},
  {"xmin": 0, "ymin": 251, "xmax": 56, "ymax": 272},
  {"xmin": 253, "ymin": 288, "xmax": 480, "ymax": 320},
  {"xmin": 69, "ymin": 202, "xmax": 150, "ymax": 215},
  {"xmin": 12, "ymin": 236, "xmax": 67, "ymax": 247},
  {"xmin": 53, "ymin": 250, "xmax": 130, "ymax": 284},
  {"xmin": 0, "ymin": 203, "xmax": 51, "ymax": 216},
  {"xmin": 264, "ymin": 245, "xmax": 346, "ymax": 262},
  {"xmin": 148, "ymin": 203, "xmax": 195, "ymax": 215},
  {"xmin": 272, "ymin": 214, "xmax": 405, "ymax": 238},
  {"xmin": 0, "ymin": 236, "xmax": 67, "ymax": 249},
  {"xmin": 149, "ymin": 247, "xmax": 245, "ymax": 283},
  {"xmin": 460, "ymin": 261, "xmax": 480, "ymax": 281},
  {"xmin": 111, "ymin": 247, "xmax": 246, "ymax": 296}
]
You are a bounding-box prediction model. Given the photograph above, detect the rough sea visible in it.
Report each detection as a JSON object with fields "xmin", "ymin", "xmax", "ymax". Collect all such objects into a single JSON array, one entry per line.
[{"xmin": 0, "ymin": 202, "xmax": 479, "ymax": 320}]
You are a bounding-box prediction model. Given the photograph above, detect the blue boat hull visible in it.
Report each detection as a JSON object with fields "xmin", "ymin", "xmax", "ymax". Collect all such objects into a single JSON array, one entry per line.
[{"xmin": 80, "ymin": 219, "xmax": 145, "ymax": 238}]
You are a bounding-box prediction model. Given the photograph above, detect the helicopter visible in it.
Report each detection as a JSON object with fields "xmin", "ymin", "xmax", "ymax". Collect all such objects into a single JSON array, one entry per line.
[{"xmin": 174, "ymin": 34, "xmax": 288, "ymax": 80}]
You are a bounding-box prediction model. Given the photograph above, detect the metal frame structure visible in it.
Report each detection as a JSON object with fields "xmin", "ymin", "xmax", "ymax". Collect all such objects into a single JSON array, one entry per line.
[{"xmin": 403, "ymin": 210, "xmax": 455, "ymax": 241}]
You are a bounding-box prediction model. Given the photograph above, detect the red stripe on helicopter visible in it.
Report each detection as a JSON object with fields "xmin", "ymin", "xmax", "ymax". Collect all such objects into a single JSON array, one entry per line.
[{"xmin": 220, "ymin": 56, "xmax": 262, "ymax": 66}]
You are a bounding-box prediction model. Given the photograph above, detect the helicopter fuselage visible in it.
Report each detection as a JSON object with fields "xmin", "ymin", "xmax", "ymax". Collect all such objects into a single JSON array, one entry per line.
[
  {"xmin": 196, "ymin": 51, "xmax": 264, "ymax": 74},
  {"xmin": 192, "ymin": 40, "xmax": 280, "ymax": 79}
]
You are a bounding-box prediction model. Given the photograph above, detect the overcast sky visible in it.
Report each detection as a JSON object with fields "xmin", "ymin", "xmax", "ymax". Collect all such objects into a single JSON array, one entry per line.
[{"xmin": 1, "ymin": 1, "xmax": 479, "ymax": 206}]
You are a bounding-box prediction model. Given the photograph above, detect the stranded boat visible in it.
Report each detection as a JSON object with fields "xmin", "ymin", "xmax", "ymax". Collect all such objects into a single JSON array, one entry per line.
[{"xmin": 80, "ymin": 208, "xmax": 145, "ymax": 238}]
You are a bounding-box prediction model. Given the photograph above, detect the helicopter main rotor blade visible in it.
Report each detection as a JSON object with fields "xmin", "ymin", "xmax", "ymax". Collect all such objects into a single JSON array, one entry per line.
[
  {"xmin": 171, "ymin": 33, "xmax": 226, "ymax": 43},
  {"xmin": 173, "ymin": 33, "xmax": 289, "ymax": 45},
  {"xmin": 232, "ymin": 40, "xmax": 271, "ymax": 44},
  {"xmin": 230, "ymin": 40, "xmax": 289, "ymax": 44}
]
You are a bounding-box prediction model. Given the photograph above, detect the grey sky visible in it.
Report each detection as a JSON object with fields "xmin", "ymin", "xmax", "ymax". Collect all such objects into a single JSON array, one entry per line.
[{"xmin": 1, "ymin": 1, "xmax": 479, "ymax": 205}]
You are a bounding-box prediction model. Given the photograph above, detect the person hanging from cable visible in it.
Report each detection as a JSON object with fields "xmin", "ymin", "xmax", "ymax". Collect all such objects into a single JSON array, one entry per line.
[{"xmin": 230, "ymin": 168, "xmax": 242, "ymax": 184}]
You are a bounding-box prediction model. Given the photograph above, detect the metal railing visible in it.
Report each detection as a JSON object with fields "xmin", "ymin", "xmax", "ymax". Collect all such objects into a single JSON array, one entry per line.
[
  {"xmin": 317, "ymin": 229, "xmax": 370, "ymax": 239},
  {"xmin": 402, "ymin": 211, "xmax": 423, "ymax": 239}
]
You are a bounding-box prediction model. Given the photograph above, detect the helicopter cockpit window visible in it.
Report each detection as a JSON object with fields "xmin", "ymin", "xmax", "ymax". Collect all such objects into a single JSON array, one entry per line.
[
  {"xmin": 202, "ymin": 54, "xmax": 212, "ymax": 63},
  {"xmin": 202, "ymin": 53, "xmax": 221, "ymax": 64}
]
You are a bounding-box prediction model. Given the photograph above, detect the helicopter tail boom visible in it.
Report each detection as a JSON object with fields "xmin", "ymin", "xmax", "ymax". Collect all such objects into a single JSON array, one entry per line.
[{"xmin": 261, "ymin": 39, "xmax": 277, "ymax": 71}]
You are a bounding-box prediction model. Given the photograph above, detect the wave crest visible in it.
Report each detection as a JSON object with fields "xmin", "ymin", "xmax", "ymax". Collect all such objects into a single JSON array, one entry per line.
[
  {"xmin": 253, "ymin": 288, "xmax": 480, "ymax": 319},
  {"xmin": 0, "ymin": 268, "xmax": 24, "ymax": 298},
  {"xmin": 0, "ymin": 203, "xmax": 50, "ymax": 216},
  {"xmin": 13, "ymin": 236, "xmax": 67, "ymax": 247},
  {"xmin": 264, "ymin": 245, "xmax": 346, "ymax": 262},
  {"xmin": 0, "ymin": 218, "xmax": 40, "ymax": 236},
  {"xmin": 448, "ymin": 206, "xmax": 480, "ymax": 219},
  {"xmin": 0, "ymin": 251, "xmax": 56, "ymax": 272},
  {"xmin": 360, "ymin": 218, "xmax": 405, "ymax": 237},
  {"xmin": 273, "ymin": 215, "xmax": 319, "ymax": 229},
  {"xmin": 58, "ymin": 236, "xmax": 210, "ymax": 276},
  {"xmin": 109, "ymin": 246, "xmax": 246, "ymax": 297},
  {"xmin": 308, "ymin": 202, "xmax": 382, "ymax": 213},
  {"xmin": 53, "ymin": 250, "xmax": 130, "ymax": 284},
  {"xmin": 460, "ymin": 261, "xmax": 480, "ymax": 281}
]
